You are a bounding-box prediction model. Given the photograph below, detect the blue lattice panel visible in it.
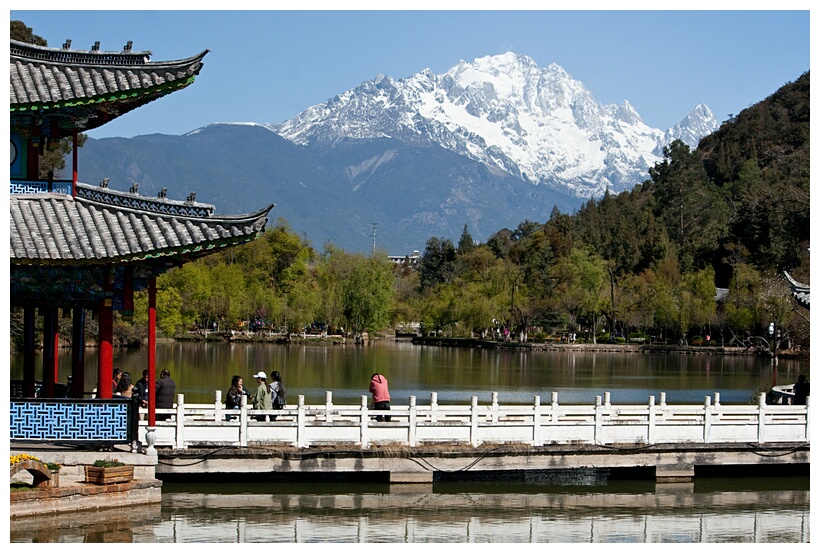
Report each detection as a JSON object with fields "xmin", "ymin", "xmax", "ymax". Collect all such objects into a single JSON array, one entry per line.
[
  {"xmin": 10, "ymin": 180, "xmax": 72, "ymax": 195},
  {"xmin": 10, "ymin": 399, "xmax": 135, "ymax": 444}
]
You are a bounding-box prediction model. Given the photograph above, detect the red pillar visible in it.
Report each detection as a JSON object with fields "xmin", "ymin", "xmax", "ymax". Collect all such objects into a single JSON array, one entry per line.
[
  {"xmin": 148, "ymin": 276, "xmax": 157, "ymax": 425},
  {"xmin": 72, "ymin": 130, "xmax": 78, "ymax": 197},
  {"xmin": 42, "ymin": 307, "xmax": 58, "ymax": 398},
  {"xmin": 71, "ymin": 307, "xmax": 86, "ymax": 398},
  {"xmin": 97, "ymin": 280, "xmax": 114, "ymax": 399}
]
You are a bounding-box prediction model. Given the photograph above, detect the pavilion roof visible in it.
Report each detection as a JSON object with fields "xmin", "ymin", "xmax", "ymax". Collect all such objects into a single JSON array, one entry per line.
[
  {"xmin": 784, "ymin": 272, "xmax": 810, "ymax": 309},
  {"xmin": 10, "ymin": 39, "xmax": 207, "ymax": 134},
  {"xmin": 10, "ymin": 182, "xmax": 273, "ymax": 267}
]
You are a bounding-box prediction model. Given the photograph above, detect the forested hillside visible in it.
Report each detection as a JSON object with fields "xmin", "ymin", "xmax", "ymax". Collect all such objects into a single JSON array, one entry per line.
[{"xmin": 409, "ymin": 72, "xmax": 810, "ymax": 346}]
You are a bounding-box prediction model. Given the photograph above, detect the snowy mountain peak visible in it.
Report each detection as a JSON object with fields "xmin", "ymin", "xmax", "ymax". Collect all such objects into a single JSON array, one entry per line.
[
  {"xmin": 273, "ymin": 53, "xmax": 718, "ymax": 199},
  {"xmin": 662, "ymin": 103, "xmax": 718, "ymax": 153}
]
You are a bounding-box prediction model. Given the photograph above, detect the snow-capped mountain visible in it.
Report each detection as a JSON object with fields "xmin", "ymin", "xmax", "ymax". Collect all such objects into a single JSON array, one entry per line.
[{"xmin": 273, "ymin": 52, "xmax": 717, "ymax": 199}]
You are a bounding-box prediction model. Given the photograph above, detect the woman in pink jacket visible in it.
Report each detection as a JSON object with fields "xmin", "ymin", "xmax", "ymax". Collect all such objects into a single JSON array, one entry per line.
[{"xmin": 369, "ymin": 373, "xmax": 391, "ymax": 421}]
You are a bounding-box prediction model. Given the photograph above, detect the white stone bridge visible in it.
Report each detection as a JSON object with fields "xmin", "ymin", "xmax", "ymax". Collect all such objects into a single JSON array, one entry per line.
[{"xmin": 143, "ymin": 391, "xmax": 810, "ymax": 483}]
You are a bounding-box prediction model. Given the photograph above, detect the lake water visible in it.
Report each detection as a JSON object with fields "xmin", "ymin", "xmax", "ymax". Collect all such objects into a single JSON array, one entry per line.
[
  {"xmin": 9, "ymin": 478, "xmax": 811, "ymax": 543},
  {"xmin": 9, "ymin": 339, "xmax": 811, "ymax": 543},
  {"xmin": 10, "ymin": 338, "xmax": 809, "ymax": 406}
]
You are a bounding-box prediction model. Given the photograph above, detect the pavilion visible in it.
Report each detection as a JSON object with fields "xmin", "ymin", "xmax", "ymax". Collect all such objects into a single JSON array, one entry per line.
[{"xmin": 10, "ymin": 37, "xmax": 273, "ymax": 435}]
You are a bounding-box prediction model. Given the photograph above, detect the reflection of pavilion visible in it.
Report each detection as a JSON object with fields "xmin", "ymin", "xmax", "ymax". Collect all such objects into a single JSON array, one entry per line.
[{"xmin": 10, "ymin": 38, "xmax": 273, "ymax": 427}]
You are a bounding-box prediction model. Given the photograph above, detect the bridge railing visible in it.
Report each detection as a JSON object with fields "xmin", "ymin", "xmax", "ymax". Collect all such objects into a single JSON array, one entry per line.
[{"xmin": 138, "ymin": 390, "xmax": 810, "ymax": 450}]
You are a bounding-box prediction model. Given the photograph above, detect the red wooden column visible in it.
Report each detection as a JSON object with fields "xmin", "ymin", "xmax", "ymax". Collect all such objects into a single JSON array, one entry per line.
[
  {"xmin": 23, "ymin": 306, "xmax": 36, "ymax": 398},
  {"xmin": 71, "ymin": 307, "xmax": 86, "ymax": 398},
  {"xmin": 71, "ymin": 130, "xmax": 78, "ymax": 198},
  {"xmin": 147, "ymin": 276, "xmax": 157, "ymax": 425},
  {"xmin": 42, "ymin": 306, "xmax": 59, "ymax": 398},
  {"xmin": 97, "ymin": 276, "xmax": 114, "ymax": 399}
]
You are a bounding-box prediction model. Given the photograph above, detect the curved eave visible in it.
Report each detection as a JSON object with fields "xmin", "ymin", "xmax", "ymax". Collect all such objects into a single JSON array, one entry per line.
[
  {"xmin": 10, "ymin": 192, "xmax": 274, "ymax": 266},
  {"xmin": 10, "ymin": 74, "xmax": 197, "ymax": 114},
  {"xmin": 10, "ymin": 232, "xmax": 264, "ymax": 268},
  {"xmin": 10, "ymin": 48, "xmax": 208, "ymax": 128}
]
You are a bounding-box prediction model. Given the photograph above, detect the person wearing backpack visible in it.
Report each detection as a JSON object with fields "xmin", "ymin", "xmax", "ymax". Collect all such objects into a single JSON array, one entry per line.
[
  {"xmin": 251, "ymin": 371, "xmax": 272, "ymax": 422},
  {"xmin": 269, "ymin": 370, "xmax": 286, "ymax": 420}
]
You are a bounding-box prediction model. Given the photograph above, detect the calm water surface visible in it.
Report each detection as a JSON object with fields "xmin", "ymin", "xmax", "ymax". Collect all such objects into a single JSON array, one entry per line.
[
  {"xmin": 9, "ymin": 478, "xmax": 811, "ymax": 543},
  {"xmin": 10, "ymin": 340, "xmax": 810, "ymax": 543},
  {"xmin": 10, "ymin": 338, "xmax": 809, "ymax": 406}
]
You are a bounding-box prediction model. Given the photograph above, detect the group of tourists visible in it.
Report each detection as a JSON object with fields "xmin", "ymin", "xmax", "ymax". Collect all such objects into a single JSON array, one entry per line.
[
  {"xmin": 224, "ymin": 370, "xmax": 393, "ymax": 422},
  {"xmin": 110, "ymin": 367, "xmax": 176, "ymax": 420},
  {"xmin": 225, "ymin": 371, "xmax": 287, "ymax": 421}
]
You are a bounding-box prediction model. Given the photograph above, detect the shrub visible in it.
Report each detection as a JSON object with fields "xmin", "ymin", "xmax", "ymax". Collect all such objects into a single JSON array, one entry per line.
[{"xmin": 92, "ymin": 459, "xmax": 125, "ymax": 468}]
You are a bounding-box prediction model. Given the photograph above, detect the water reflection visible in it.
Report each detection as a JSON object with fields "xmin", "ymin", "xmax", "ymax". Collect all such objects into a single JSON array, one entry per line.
[
  {"xmin": 10, "ymin": 479, "xmax": 809, "ymax": 543},
  {"xmin": 10, "ymin": 340, "xmax": 808, "ymax": 406}
]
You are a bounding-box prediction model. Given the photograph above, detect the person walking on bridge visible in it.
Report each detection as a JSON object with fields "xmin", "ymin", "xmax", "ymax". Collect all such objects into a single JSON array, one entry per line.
[
  {"xmin": 369, "ymin": 373, "xmax": 391, "ymax": 422},
  {"xmin": 252, "ymin": 371, "xmax": 272, "ymax": 421}
]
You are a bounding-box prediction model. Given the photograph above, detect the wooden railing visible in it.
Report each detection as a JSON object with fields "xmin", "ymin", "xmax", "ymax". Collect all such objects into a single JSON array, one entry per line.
[{"xmin": 138, "ymin": 391, "xmax": 810, "ymax": 450}]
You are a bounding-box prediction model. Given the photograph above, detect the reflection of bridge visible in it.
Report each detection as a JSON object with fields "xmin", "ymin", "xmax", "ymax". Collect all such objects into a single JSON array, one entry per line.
[
  {"xmin": 142, "ymin": 391, "xmax": 809, "ymax": 483},
  {"xmin": 10, "ymin": 486, "xmax": 811, "ymax": 542}
]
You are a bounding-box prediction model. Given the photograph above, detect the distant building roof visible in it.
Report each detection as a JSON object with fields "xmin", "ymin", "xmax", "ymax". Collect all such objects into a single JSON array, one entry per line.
[
  {"xmin": 388, "ymin": 250, "xmax": 420, "ymax": 265},
  {"xmin": 10, "ymin": 182, "xmax": 273, "ymax": 266}
]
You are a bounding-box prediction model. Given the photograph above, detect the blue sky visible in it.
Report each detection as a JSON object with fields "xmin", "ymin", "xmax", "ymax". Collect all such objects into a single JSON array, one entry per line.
[{"xmin": 9, "ymin": 5, "xmax": 811, "ymax": 140}]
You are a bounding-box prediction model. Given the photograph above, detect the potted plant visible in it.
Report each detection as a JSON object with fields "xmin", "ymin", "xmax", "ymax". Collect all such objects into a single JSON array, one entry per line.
[{"xmin": 84, "ymin": 458, "xmax": 134, "ymax": 484}]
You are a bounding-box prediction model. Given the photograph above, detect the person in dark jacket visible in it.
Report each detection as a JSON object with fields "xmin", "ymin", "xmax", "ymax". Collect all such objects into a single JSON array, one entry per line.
[
  {"xmin": 792, "ymin": 374, "xmax": 810, "ymax": 405},
  {"xmin": 225, "ymin": 375, "xmax": 249, "ymax": 420},
  {"xmin": 133, "ymin": 369, "xmax": 149, "ymax": 408},
  {"xmin": 155, "ymin": 369, "xmax": 176, "ymax": 420},
  {"xmin": 269, "ymin": 370, "xmax": 286, "ymax": 420}
]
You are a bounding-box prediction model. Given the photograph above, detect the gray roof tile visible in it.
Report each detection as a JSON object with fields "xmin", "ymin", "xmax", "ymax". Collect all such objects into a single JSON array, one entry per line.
[
  {"xmin": 10, "ymin": 39, "xmax": 207, "ymax": 118},
  {"xmin": 11, "ymin": 183, "xmax": 273, "ymax": 265}
]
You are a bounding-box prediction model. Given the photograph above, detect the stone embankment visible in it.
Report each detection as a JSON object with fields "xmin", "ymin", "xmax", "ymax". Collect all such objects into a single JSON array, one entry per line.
[
  {"xmin": 9, "ymin": 447, "xmax": 161, "ymax": 518},
  {"xmin": 410, "ymin": 336, "xmax": 808, "ymax": 358}
]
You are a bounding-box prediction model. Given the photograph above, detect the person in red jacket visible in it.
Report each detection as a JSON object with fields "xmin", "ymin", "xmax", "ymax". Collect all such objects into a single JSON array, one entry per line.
[{"xmin": 369, "ymin": 373, "xmax": 391, "ymax": 421}]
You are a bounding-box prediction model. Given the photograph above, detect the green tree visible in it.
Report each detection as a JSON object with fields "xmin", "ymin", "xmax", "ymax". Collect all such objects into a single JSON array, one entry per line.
[
  {"xmin": 457, "ymin": 224, "xmax": 476, "ymax": 256},
  {"xmin": 11, "ymin": 20, "xmax": 47, "ymax": 45},
  {"xmin": 553, "ymin": 247, "xmax": 608, "ymax": 343},
  {"xmin": 675, "ymin": 267, "xmax": 717, "ymax": 343},
  {"xmin": 322, "ymin": 249, "xmax": 395, "ymax": 342},
  {"xmin": 132, "ymin": 281, "xmax": 184, "ymax": 336},
  {"xmin": 419, "ymin": 237, "xmax": 456, "ymax": 290},
  {"xmin": 722, "ymin": 263, "xmax": 763, "ymax": 343},
  {"xmin": 649, "ymin": 141, "xmax": 732, "ymax": 272}
]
